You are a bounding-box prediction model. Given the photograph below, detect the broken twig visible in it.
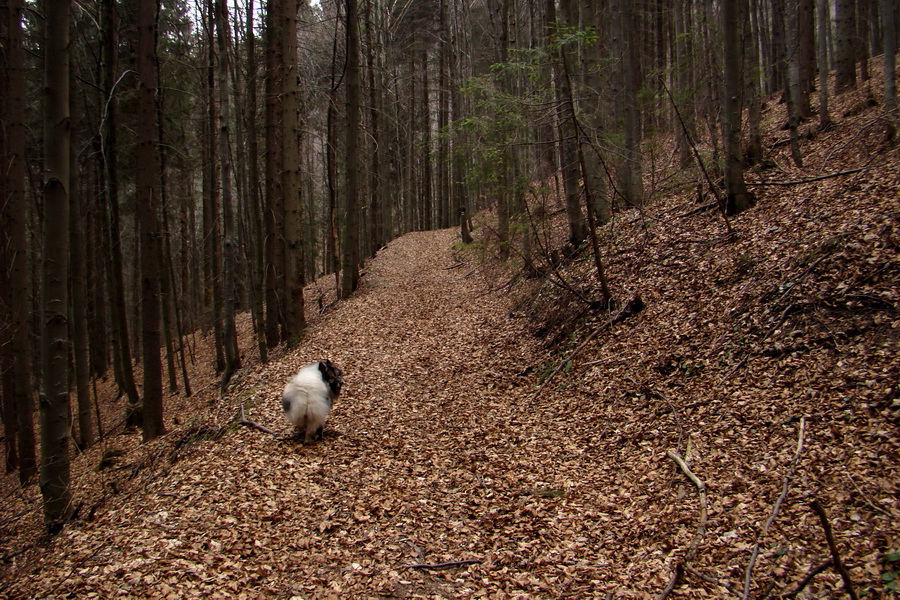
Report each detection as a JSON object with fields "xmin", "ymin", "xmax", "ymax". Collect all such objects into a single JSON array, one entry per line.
[
  {"xmin": 404, "ymin": 559, "xmax": 482, "ymax": 570},
  {"xmin": 659, "ymin": 450, "xmax": 708, "ymax": 599},
  {"xmin": 239, "ymin": 404, "xmax": 277, "ymax": 436},
  {"xmin": 810, "ymin": 499, "xmax": 859, "ymax": 600},
  {"xmin": 747, "ymin": 167, "xmax": 866, "ymax": 186},
  {"xmin": 742, "ymin": 417, "xmax": 807, "ymax": 599}
]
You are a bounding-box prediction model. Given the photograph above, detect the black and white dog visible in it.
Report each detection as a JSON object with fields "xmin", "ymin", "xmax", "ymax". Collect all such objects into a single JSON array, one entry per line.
[{"xmin": 281, "ymin": 360, "xmax": 344, "ymax": 444}]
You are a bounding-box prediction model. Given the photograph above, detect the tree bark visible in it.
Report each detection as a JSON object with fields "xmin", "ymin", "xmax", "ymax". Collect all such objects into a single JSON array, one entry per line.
[
  {"xmin": 341, "ymin": 0, "xmax": 362, "ymax": 298},
  {"xmin": 835, "ymin": 0, "xmax": 858, "ymax": 90},
  {"xmin": 244, "ymin": 0, "xmax": 268, "ymax": 363},
  {"xmin": 137, "ymin": 0, "xmax": 165, "ymax": 441},
  {"xmin": 69, "ymin": 103, "xmax": 96, "ymax": 449},
  {"xmin": 1, "ymin": 0, "xmax": 37, "ymax": 482},
  {"xmin": 546, "ymin": 0, "xmax": 586, "ymax": 248},
  {"xmin": 282, "ymin": 0, "xmax": 306, "ymax": 334},
  {"xmin": 216, "ymin": 0, "xmax": 241, "ymax": 390},
  {"xmin": 100, "ymin": 0, "xmax": 141, "ymax": 424},
  {"xmin": 264, "ymin": 0, "xmax": 283, "ymax": 348},
  {"xmin": 40, "ymin": 0, "xmax": 73, "ymax": 529},
  {"xmin": 817, "ymin": 0, "xmax": 833, "ymax": 127},
  {"xmin": 883, "ymin": 0, "xmax": 897, "ymax": 116},
  {"xmin": 721, "ymin": 0, "xmax": 755, "ymax": 215}
]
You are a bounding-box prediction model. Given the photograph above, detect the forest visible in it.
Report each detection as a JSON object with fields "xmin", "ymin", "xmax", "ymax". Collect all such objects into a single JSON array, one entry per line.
[{"xmin": 1, "ymin": 0, "xmax": 899, "ymax": 596}]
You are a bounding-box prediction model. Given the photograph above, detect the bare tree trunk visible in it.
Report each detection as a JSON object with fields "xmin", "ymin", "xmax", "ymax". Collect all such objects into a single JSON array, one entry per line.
[
  {"xmin": 546, "ymin": 0, "xmax": 586, "ymax": 248},
  {"xmin": 1, "ymin": 0, "xmax": 37, "ymax": 482},
  {"xmin": 40, "ymin": 0, "xmax": 73, "ymax": 530},
  {"xmin": 437, "ymin": 0, "xmax": 450, "ymax": 229},
  {"xmin": 674, "ymin": 0, "xmax": 696, "ymax": 168},
  {"xmin": 797, "ymin": 0, "xmax": 816, "ymax": 116},
  {"xmin": 341, "ymin": 0, "xmax": 362, "ymax": 298},
  {"xmin": 100, "ymin": 0, "xmax": 140, "ymax": 426},
  {"xmin": 282, "ymin": 0, "xmax": 306, "ymax": 335},
  {"xmin": 216, "ymin": 0, "xmax": 241, "ymax": 390},
  {"xmin": 244, "ymin": 0, "xmax": 268, "ymax": 363},
  {"xmin": 365, "ymin": 0, "xmax": 385, "ymax": 252},
  {"xmin": 776, "ymin": 0, "xmax": 805, "ymax": 166},
  {"xmin": 818, "ymin": 0, "xmax": 833, "ymax": 127},
  {"xmin": 203, "ymin": 2, "xmax": 225, "ymax": 374},
  {"xmin": 883, "ymin": 0, "xmax": 897, "ymax": 117},
  {"xmin": 137, "ymin": 0, "xmax": 164, "ymax": 441},
  {"xmin": 326, "ymin": 13, "xmax": 341, "ymax": 294},
  {"xmin": 264, "ymin": 0, "xmax": 282, "ymax": 348},
  {"xmin": 746, "ymin": 0, "xmax": 765, "ymax": 166},
  {"xmin": 722, "ymin": 0, "xmax": 755, "ymax": 214},
  {"xmin": 69, "ymin": 106, "xmax": 95, "ymax": 449},
  {"xmin": 835, "ymin": 0, "xmax": 858, "ymax": 90},
  {"xmin": 610, "ymin": 0, "xmax": 643, "ymax": 206}
]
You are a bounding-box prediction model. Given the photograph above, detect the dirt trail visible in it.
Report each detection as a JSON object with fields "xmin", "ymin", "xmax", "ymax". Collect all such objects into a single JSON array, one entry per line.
[{"xmin": 10, "ymin": 229, "xmax": 599, "ymax": 599}]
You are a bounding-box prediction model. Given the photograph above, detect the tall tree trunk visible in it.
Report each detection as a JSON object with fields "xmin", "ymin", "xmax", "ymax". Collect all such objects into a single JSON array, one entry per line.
[
  {"xmin": 546, "ymin": 0, "xmax": 586, "ymax": 248},
  {"xmin": 100, "ymin": 0, "xmax": 141, "ymax": 425},
  {"xmin": 746, "ymin": 0, "xmax": 765, "ymax": 165},
  {"xmin": 70, "ymin": 107, "xmax": 95, "ymax": 449},
  {"xmin": 365, "ymin": 0, "xmax": 385, "ymax": 252},
  {"xmin": 326, "ymin": 12, "xmax": 341, "ymax": 294},
  {"xmin": 341, "ymin": 0, "xmax": 362, "ymax": 298},
  {"xmin": 1, "ymin": 0, "xmax": 37, "ymax": 482},
  {"xmin": 137, "ymin": 0, "xmax": 164, "ymax": 441},
  {"xmin": 40, "ymin": 0, "xmax": 73, "ymax": 530},
  {"xmin": 883, "ymin": 0, "xmax": 897, "ymax": 117},
  {"xmin": 203, "ymin": 2, "xmax": 225, "ymax": 373},
  {"xmin": 437, "ymin": 0, "xmax": 450, "ymax": 229},
  {"xmin": 216, "ymin": 0, "xmax": 241, "ymax": 390},
  {"xmin": 244, "ymin": 0, "xmax": 267, "ymax": 363},
  {"xmin": 721, "ymin": 0, "xmax": 755, "ymax": 215},
  {"xmin": 835, "ymin": 0, "xmax": 858, "ymax": 90},
  {"xmin": 610, "ymin": 0, "xmax": 643, "ymax": 206},
  {"xmin": 818, "ymin": 0, "xmax": 833, "ymax": 127},
  {"xmin": 776, "ymin": 0, "xmax": 805, "ymax": 166},
  {"xmin": 282, "ymin": 0, "xmax": 306, "ymax": 335},
  {"xmin": 797, "ymin": 0, "xmax": 816, "ymax": 116},
  {"xmin": 263, "ymin": 0, "xmax": 282, "ymax": 348}
]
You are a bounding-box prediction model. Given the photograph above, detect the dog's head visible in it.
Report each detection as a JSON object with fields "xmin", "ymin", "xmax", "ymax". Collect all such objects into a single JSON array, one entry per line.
[{"xmin": 318, "ymin": 360, "xmax": 344, "ymax": 397}]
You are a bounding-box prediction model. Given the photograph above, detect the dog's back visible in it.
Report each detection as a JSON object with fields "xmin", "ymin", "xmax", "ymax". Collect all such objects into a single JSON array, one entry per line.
[{"xmin": 282, "ymin": 363, "xmax": 337, "ymax": 443}]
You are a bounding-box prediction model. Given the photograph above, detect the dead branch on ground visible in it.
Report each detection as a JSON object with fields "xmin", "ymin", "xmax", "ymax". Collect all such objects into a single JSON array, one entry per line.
[
  {"xmin": 659, "ymin": 450, "xmax": 708, "ymax": 599},
  {"xmin": 747, "ymin": 167, "xmax": 867, "ymax": 186},
  {"xmin": 810, "ymin": 499, "xmax": 859, "ymax": 600},
  {"xmin": 238, "ymin": 404, "xmax": 277, "ymax": 436},
  {"xmin": 404, "ymin": 560, "xmax": 482, "ymax": 570},
  {"xmin": 742, "ymin": 417, "xmax": 807, "ymax": 599}
]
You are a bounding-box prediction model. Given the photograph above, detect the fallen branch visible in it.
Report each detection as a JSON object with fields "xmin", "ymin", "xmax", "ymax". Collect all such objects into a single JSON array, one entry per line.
[
  {"xmin": 810, "ymin": 499, "xmax": 859, "ymax": 600},
  {"xmin": 657, "ymin": 562, "xmax": 683, "ymax": 600},
  {"xmin": 530, "ymin": 294, "xmax": 644, "ymax": 401},
  {"xmin": 779, "ymin": 559, "xmax": 833, "ymax": 599},
  {"xmin": 742, "ymin": 417, "xmax": 807, "ymax": 599},
  {"xmin": 239, "ymin": 404, "xmax": 277, "ymax": 436},
  {"xmin": 682, "ymin": 564, "xmax": 742, "ymax": 598},
  {"xmin": 404, "ymin": 559, "xmax": 482, "ymax": 570},
  {"xmin": 747, "ymin": 167, "xmax": 866, "ymax": 186},
  {"xmin": 659, "ymin": 450, "xmax": 708, "ymax": 599}
]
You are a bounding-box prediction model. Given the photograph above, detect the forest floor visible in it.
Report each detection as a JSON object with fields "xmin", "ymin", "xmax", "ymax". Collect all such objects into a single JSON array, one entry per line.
[{"xmin": 3, "ymin": 67, "xmax": 900, "ymax": 598}]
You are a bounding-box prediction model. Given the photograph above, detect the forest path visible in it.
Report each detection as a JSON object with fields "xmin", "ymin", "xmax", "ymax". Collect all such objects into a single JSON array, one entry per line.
[{"xmin": 20, "ymin": 228, "xmax": 614, "ymax": 599}]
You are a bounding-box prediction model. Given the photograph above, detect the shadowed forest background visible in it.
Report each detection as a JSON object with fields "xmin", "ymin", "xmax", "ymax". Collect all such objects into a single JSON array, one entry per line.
[{"xmin": 1, "ymin": 0, "xmax": 899, "ymax": 596}]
